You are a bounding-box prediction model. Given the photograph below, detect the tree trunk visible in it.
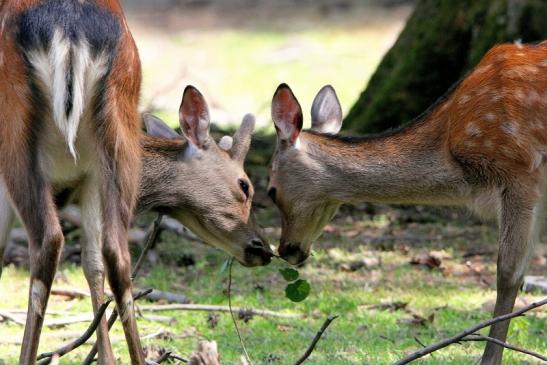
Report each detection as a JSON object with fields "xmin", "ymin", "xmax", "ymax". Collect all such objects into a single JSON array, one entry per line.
[{"xmin": 344, "ymin": 0, "xmax": 547, "ymax": 134}]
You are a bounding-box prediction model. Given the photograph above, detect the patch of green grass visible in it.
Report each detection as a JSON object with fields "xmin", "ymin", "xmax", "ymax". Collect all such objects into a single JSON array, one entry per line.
[{"xmin": 1, "ymin": 211, "xmax": 545, "ymax": 365}]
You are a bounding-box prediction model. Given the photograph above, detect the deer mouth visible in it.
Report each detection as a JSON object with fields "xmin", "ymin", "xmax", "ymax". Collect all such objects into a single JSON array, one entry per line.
[
  {"xmin": 278, "ymin": 242, "xmax": 308, "ymax": 265},
  {"xmin": 242, "ymin": 245, "xmax": 273, "ymax": 267}
]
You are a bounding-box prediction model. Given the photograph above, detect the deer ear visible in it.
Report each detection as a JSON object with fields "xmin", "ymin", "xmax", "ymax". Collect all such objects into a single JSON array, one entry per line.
[
  {"xmin": 179, "ymin": 85, "xmax": 210, "ymax": 149},
  {"xmin": 271, "ymin": 83, "xmax": 303, "ymax": 144},
  {"xmin": 231, "ymin": 113, "xmax": 255, "ymax": 164},
  {"xmin": 311, "ymin": 85, "xmax": 342, "ymax": 134},
  {"xmin": 143, "ymin": 113, "xmax": 181, "ymax": 140}
]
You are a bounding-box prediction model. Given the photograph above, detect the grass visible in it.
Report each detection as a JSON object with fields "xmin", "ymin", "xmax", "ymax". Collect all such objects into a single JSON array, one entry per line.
[{"xmin": 1, "ymin": 205, "xmax": 545, "ymax": 364}]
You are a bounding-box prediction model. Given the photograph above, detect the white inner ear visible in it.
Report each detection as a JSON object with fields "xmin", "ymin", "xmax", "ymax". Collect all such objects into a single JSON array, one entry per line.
[
  {"xmin": 218, "ymin": 135, "xmax": 233, "ymax": 151},
  {"xmin": 183, "ymin": 140, "xmax": 202, "ymax": 159}
]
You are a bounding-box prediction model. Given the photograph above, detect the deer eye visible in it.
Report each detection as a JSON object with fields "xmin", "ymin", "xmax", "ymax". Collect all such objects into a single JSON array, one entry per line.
[
  {"xmin": 238, "ymin": 179, "xmax": 250, "ymax": 198},
  {"xmin": 268, "ymin": 187, "xmax": 277, "ymax": 203}
]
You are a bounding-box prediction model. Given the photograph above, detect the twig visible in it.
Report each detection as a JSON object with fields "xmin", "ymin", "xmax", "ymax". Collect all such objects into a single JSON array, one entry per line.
[
  {"xmin": 0, "ymin": 311, "xmax": 26, "ymax": 326},
  {"xmin": 461, "ymin": 335, "xmax": 547, "ymax": 362},
  {"xmin": 36, "ymin": 299, "xmax": 112, "ymax": 364},
  {"xmin": 393, "ymin": 297, "xmax": 547, "ymax": 365},
  {"xmin": 37, "ymin": 289, "xmax": 152, "ymax": 365},
  {"xmin": 137, "ymin": 303, "xmax": 302, "ymax": 319},
  {"xmin": 83, "ymin": 214, "xmax": 164, "ymax": 365},
  {"xmin": 228, "ymin": 258, "xmax": 254, "ymax": 365},
  {"xmin": 292, "ymin": 316, "xmax": 338, "ymax": 365},
  {"xmin": 50, "ymin": 288, "xmax": 90, "ymax": 300}
]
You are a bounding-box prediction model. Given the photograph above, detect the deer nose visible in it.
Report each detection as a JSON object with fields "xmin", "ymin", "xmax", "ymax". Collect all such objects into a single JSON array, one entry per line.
[
  {"xmin": 278, "ymin": 242, "xmax": 307, "ymax": 265},
  {"xmin": 243, "ymin": 238, "xmax": 273, "ymax": 267}
]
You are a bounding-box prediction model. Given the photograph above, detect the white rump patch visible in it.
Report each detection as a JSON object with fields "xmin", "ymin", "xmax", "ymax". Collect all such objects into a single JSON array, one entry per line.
[{"xmin": 27, "ymin": 29, "xmax": 109, "ymax": 159}]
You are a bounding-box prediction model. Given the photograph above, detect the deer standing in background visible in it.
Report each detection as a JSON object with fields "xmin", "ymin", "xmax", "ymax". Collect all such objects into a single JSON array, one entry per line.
[
  {"xmin": 0, "ymin": 0, "xmax": 270, "ymax": 363},
  {"xmin": 268, "ymin": 43, "xmax": 547, "ymax": 365}
]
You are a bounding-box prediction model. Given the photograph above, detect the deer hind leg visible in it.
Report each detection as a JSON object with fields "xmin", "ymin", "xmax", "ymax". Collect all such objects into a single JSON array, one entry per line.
[
  {"xmin": 2, "ymin": 167, "xmax": 64, "ymax": 364},
  {"xmin": 480, "ymin": 185, "xmax": 544, "ymax": 365},
  {"xmin": 0, "ymin": 178, "xmax": 15, "ymax": 279},
  {"xmin": 80, "ymin": 177, "xmax": 115, "ymax": 365},
  {"xmin": 96, "ymin": 109, "xmax": 143, "ymax": 364}
]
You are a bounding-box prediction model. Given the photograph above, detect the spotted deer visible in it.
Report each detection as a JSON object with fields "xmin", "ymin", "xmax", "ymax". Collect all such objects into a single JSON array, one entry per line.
[
  {"xmin": 0, "ymin": 1, "xmax": 268, "ymax": 364},
  {"xmin": 268, "ymin": 43, "xmax": 547, "ymax": 365}
]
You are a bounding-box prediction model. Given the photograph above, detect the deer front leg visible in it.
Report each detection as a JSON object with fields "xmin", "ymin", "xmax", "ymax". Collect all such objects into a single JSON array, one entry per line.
[
  {"xmin": 480, "ymin": 187, "xmax": 543, "ymax": 365},
  {"xmin": 80, "ymin": 179, "xmax": 116, "ymax": 365},
  {"xmin": 0, "ymin": 178, "xmax": 15, "ymax": 279}
]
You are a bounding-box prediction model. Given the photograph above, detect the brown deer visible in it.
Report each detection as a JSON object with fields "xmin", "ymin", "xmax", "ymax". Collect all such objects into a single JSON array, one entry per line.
[
  {"xmin": 267, "ymin": 43, "xmax": 547, "ymax": 365},
  {"xmin": 0, "ymin": 1, "xmax": 269, "ymax": 364}
]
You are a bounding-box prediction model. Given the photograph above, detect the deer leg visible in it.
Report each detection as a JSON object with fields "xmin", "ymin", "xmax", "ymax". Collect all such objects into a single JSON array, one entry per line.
[
  {"xmin": 80, "ymin": 178, "xmax": 115, "ymax": 365},
  {"xmin": 480, "ymin": 187, "xmax": 543, "ymax": 365},
  {"xmin": 0, "ymin": 178, "xmax": 15, "ymax": 279},
  {"xmin": 97, "ymin": 123, "xmax": 143, "ymax": 364},
  {"xmin": 3, "ymin": 170, "xmax": 64, "ymax": 365}
]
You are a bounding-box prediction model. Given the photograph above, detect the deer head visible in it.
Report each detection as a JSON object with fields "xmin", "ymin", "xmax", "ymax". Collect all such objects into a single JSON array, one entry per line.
[
  {"xmin": 141, "ymin": 86, "xmax": 272, "ymax": 267},
  {"xmin": 268, "ymin": 84, "xmax": 343, "ymax": 264}
]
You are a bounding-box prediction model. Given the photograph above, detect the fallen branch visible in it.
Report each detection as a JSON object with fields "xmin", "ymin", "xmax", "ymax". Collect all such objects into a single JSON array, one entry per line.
[
  {"xmin": 50, "ymin": 288, "xmax": 90, "ymax": 300},
  {"xmin": 0, "ymin": 311, "xmax": 26, "ymax": 326},
  {"xmin": 37, "ymin": 289, "xmax": 152, "ymax": 365},
  {"xmin": 293, "ymin": 316, "xmax": 338, "ymax": 365},
  {"xmin": 393, "ymin": 297, "xmax": 547, "ymax": 365},
  {"xmin": 140, "ymin": 289, "xmax": 190, "ymax": 304},
  {"xmin": 137, "ymin": 303, "xmax": 302, "ymax": 319},
  {"xmin": 36, "ymin": 298, "xmax": 112, "ymax": 364},
  {"xmin": 461, "ymin": 335, "xmax": 547, "ymax": 362}
]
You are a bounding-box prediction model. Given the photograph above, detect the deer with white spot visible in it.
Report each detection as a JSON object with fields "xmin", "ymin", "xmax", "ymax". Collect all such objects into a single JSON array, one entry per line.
[
  {"xmin": 0, "ymin": 1, "xmax": 270, "ymax": 364},
  {"xmin": 268, "ymin": 42, "xmax": 547, "ymax": 365}
]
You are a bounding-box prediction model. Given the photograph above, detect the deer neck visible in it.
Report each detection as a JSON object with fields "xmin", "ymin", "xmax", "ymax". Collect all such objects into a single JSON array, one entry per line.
[
  {"xmin": 300, "ymin": 119, "xmax": 466, "ymax": 205},
  {"xmin": 136, "ymin": 135, "xmax": 187, "ymax": 214}
]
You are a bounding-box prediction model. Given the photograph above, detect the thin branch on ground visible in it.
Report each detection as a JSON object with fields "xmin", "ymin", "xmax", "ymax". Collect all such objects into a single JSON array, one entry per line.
[
  {"xmin": 461, "ymin": 334, "xmax": 547, "ymax": 362},
  {"xmin": 137, "ymin": 303, "xmax": 302, "ymax": 319},
  {"xmin": 36, "ymin": 299, "xmax": 112, "ymax": 365},
  {"xmin": 393, "ymin": 297, "xmax": 547, "ymax": 365},
  {"xmin": 0, "ymin": 311, "xmax": 26, "ymax": 326},
  {"xmin": 37, "ymin": 289, "xmax": 153, "ymax": 365},
  {"xmin": 228, "ymin": 258, "xmax": 254, "ymax": 365},
  {"xmin": 83, "ymin": 214, "xmax": 164, "ymax": 365},
  {"xmin": 292, "ymin": 316, "xmax": 338, "ymax": 365}
]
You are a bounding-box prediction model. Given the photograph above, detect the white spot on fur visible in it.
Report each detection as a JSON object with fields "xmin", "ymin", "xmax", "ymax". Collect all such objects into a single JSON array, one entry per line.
[
  {"xmin": 501, "ymin": 121, "xmax": 518, "ymax": 136},
  {"xmin": 484, "ymin": 113, "xmax": 497, "ymax": 122},
  {"xmin": 458, "ymin": 94, "xmax": 470, "ymax": 105},
  {"xmin": 541, "ymin": 59, "xmax": 547, "ymax": 67},
  {"xmin": 514, "ymin": 88, "xmax": 526, "ymax": 102},
  {"xmin": 526, "ymin": 89, "xmax": 541, "ymax": 105},
  {"xmin": 465, "ymin": 123, "xmax": 481, "ymax": 137},
  {"xmin": 26, "ymin": 29, "xmax": 109, "ymax": 159},
  {"xmin": 475, "ymin": 64, "xmax": 492, "ymax": 74},
  {"xmin": 31, "ymin": 280, "xmax": 47, "ymax": 317}
]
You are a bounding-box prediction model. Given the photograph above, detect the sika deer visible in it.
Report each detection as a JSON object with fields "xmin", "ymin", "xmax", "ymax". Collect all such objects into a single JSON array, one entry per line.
[{"xmin": 268, "ymin": 43, "xmax": 547, "ymax": 365}]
